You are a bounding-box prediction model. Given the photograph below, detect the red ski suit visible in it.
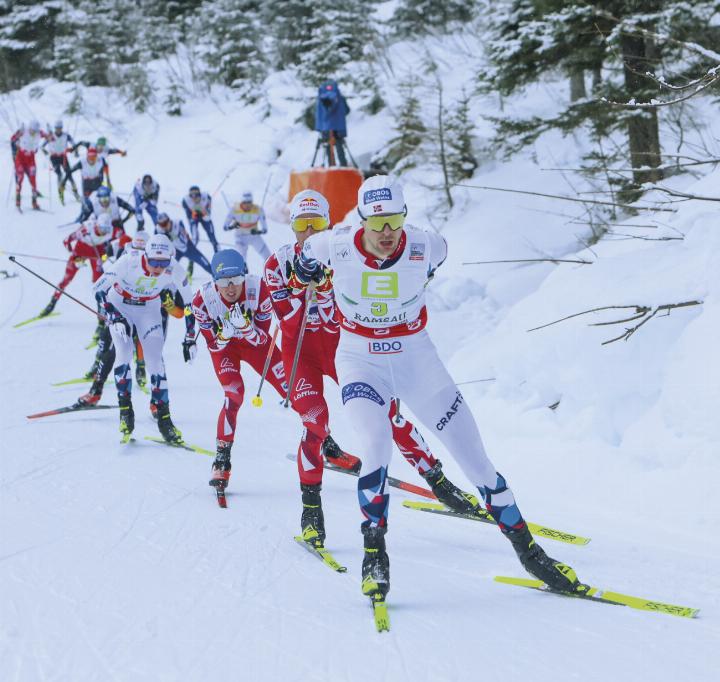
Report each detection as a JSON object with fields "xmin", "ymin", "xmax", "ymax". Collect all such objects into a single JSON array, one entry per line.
[
  {"xmin": 264, "ymin": 242, "xmax": 438, "ymax": 486},
  {"xmin": 11, "ymin": 128, "xmax": 47, "ymax": 194},
  {"xmin": 192, "ymin": 275, "xmax": 286, "ymax": 444}
]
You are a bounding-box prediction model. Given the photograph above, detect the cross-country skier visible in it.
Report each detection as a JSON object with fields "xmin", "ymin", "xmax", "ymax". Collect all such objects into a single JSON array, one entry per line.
[
  {"xmin": 264, "ymin": 190, "xmax": 479, "ymax": 548},
  {"xmin": 133, "ymin": 174, "xmax": 160, "ymax": 230},
  {"xmin": 77, "ymin": 185, "xmax": 135, "ymax": 234},
  {"xmin": 93, "ymin": 233, "xmax": 196, "ymax": 443},
  {"xmin": 38, "ymin": 213, "xmax": 114, "ymax": 318},
  {"xmin": 10, "ymin": 120, "xmax": 48, "ymax": 210},
  {"xmin": 293, "ymin": 175, "xmax": 583, "ymax": 604},
  {"xmin": 223, "ymin": 191, "xmax": 270, "ymax": 265},
  {"xmin": 155, "ymin": 212, "xmax": 212, "ymax": 275},
  {"xmin": 182, "ymin": 185, "xmax": 218, "ymax": 252},
  {"xmin": 65, "ymin": 146, "xmax": 107, "ymax": 197},
  {"xmin": 191, "ymin": 249, "xmax": 287, "ymax": 494},
  {"xmin": 41, "ymin": 120, "xmax": 80, "ymax": 204}
]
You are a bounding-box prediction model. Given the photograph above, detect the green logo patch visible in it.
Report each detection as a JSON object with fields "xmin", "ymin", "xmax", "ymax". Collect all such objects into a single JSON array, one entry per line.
[{"xmin": 361, "ymin": 272, "xmax": 398, "ymax": 299}]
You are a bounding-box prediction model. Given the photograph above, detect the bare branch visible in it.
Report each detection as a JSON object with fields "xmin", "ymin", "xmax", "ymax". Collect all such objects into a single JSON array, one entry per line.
[
  {"xmin": 528, "ymin": 300, "xmax": 703, "ymax": 344},
  {"xmin": 541, "ymin": 158, "xmax": 720, "ymax": 173},
  {"xmin": 463, "ymin": 258, "xmax": 593, "ymax": 266},
  {"xmin": 456, "ymin": 183, "xmax": 675, "ymax": 212},
  {"xmin": 602, "ymin": 72, "xmax": 720, "ymax": 108},
  {"xmin": 649, "ymin": 185, "xmax": 720, "ymax": 202}
]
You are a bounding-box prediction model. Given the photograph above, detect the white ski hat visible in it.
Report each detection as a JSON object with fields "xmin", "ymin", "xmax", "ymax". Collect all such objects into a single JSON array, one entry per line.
[
  {"xmin": 289, "ymin": 190, "xmax": 330, "ymax": 221},
  {"xmin": 357, "ymin": 175, "xmax": 405, "ymax": 217},
  {"xmin": 28, "ymin": 120, "xmax": 40, "ymax": 132},
  {"xmin": 145, "ymin": 233, "xmax": 173, "ymax": 261},
  {"xmin": 131, "ymin": 231, "xmax": 148, "ymax": 251},
  {"xmin": 96, "ymin": 213, "xmax": 112, "ymax": 234},
  {"xmin": 241, "ymin": 191, "xmax": 253, "ymax": 203}
]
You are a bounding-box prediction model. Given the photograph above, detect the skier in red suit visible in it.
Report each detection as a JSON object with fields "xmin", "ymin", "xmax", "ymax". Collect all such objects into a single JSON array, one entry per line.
[{"xmin": 192, "ymin": 249, "xmax": 287, "ymax": 495}]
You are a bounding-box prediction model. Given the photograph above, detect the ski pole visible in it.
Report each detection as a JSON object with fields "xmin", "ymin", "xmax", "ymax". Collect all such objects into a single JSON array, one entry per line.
[
  {"xmin": 283, "ymin": 283, "xmax": 315, "ymax": 408},
  {"xmin": 1, "ymin": 249, "xmax": 81, "ymax": 263},
  {"xmin": 251, "ymin": 325, "xmax": 280, "ymax": 407},
  {"xmin": 8, "ymin": 256, "xmax": 103, "ymax": 319},
  {"xmin": 259, "ymin": 168, "xmax": 274, "ymax": 210}
]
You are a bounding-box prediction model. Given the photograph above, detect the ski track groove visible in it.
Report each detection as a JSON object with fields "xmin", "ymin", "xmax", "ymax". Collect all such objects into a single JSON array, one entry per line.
[{"xmin": 104, "ymin": 492, "xmax": 147, "ymax": 556}]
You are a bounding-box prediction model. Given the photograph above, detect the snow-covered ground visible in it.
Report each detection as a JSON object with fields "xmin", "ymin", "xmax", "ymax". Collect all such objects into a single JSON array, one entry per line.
[{"xmin": 1, "ymin": 50, "xmax": 718, "ymax": 681}]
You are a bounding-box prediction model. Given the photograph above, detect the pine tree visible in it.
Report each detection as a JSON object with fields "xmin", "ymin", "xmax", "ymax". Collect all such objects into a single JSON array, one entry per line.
[
  {"xmin": 482, "ymin": 1, "xmax": 719, "ymax": 187},
  {"xmin": 298, "ymin": 0, "xmax": 370, "ymax": 84},
  {"xmin": 262, "ymin": 0, "xmax": 314, "ymax": 70},
  {"xmin": 191, "ymin": 0, "xmax": 266, "ymax": 97},
  {"xmin": 392, "ymin": 0, "xmax": 476, "ymax": 38},
  {"xmin": 445, "ymin": 91, "xmax": 477, "ymax": 184},
  {"xmin": 378, "ymin": 79, "xmax": 427, "ymax": 173},
  {"xmin": 0, "ymin": 1, "xmax": 63, "ymax": 91}
]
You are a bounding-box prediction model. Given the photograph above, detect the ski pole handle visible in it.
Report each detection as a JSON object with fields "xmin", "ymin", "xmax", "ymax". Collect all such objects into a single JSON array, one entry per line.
[
  {"xmin": 283, "ymin": 283, "xmax": 315, "ymax": 409},
  {"xmin": 251, "ymin": 325, "xmax": 280, "ymax": 407},
  {"xmin": 8, "ymin": 256, "xmax": 103, "ymax": 319}
]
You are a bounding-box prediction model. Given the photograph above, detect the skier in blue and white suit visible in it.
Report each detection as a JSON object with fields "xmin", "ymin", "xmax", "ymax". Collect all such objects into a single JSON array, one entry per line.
[
  {"xmin": 133, "ymin": 174, "xmax": 160, "ymax": 230},
  {"xmin": 182, "ymin": 185, "xmax": 219, "ymax": 252},
  {"xmin": 155, "ymin": 212, "xmax": 212, "ymax": 275}
]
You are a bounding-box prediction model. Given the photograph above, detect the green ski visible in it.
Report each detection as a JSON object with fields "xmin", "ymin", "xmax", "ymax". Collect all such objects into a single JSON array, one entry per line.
[
  {"xmin": 14, "ymin": 312, "xmax": 60, "ymax": 329},
  {"xmin": 494, "ymin": 576, "xmax": 699, "ymax": 618},
  {"xmin": 293, "ymin": 536, "xmax": 348, "ymax": 573},
  {"xmin": 370, "ymin": 594, "xmax": 390, "ymax": 632},
  {"xmin": 143, "ymin": 435, "xmax": 213, "ymax": 456},
  {"xmin": 403, "ymin": 500, "xmax": 590, "ymax": 546},
  {"xmin": 51, "ymin": 377, "xmax": 91, "ymax": 387}
]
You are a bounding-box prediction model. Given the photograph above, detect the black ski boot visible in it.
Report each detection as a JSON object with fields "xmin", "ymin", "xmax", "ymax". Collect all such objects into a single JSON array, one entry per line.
[
  {"xmin": 119, "ymin": 395, "xmax": 135, "ymax": 438},
  {"xmin": 209, "ymin": 440, "xmax": 232, "ymax": 489},
  {"xmin": 321, "ymin": 434, "xmax": 361, "ymax": 472},
  {"xmin": 155, "ymin": 402, "xmax": 183, "ymax": 445},
  {"xmin": 39, "ymin": 296, "xmax": 58, "ymax": 318},
  {"xmin": 421, "ymin": 460, "xmax": 480, "ymax": 515},
  {"xmin": 74, "ymin": 378, "xmax": 103, "ymax": 408},
  {"xmin": 300, "ymin": 483, "xmax": 325, "ymax": 547},
  {"xmin": 361, "ymin": 526, "xmax": 390, "ymax": 598},
  {"xmin": 135, "ymin": 359, "xmax": 147, "ymax": 389},
  {"xmin": 504, "ymin": 525, "xmax": 582, "ymax": 592}
]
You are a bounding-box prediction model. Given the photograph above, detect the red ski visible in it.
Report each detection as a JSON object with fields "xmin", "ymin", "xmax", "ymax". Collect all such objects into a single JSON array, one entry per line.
[{"xmin": 27, "ymin": 404, "xmax": 117, "ymax": 420}]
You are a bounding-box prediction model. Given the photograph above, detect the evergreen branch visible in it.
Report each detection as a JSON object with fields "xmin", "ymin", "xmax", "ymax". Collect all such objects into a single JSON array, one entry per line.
[
  {"xmin": 601, "ymin": 71, "xmax": 720, "ymax": 108},
  {"xmin": 463, "ymin": 258, "xmax": 592, "ymax": 266},
  {"xmin": 456, "ymin": 183, "xmax": 675, "ymax": 212}
]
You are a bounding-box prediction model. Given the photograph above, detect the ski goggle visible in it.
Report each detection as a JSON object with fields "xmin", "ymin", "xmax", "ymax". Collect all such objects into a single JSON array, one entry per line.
[
  {"xmin": 99, "ymin": 197, "xmax": 110, "ymax": 206},
  {"xmin": 158, "ymin": 219, "xmax": 171, "ymax": 229},
  {"xmin": 364, "ymin": 214, "xmax": 405, "ymax": 232},
  {"xmin": 147, "ymin": 258, "xmax": 171, "ymax": 268},
  {"xmin": 292, "ymin": 216, "xmax": 329, "ymax": 232},
  {"xmin": 215, "ymin": 275, "xmax": 245, "ymax": 287}
]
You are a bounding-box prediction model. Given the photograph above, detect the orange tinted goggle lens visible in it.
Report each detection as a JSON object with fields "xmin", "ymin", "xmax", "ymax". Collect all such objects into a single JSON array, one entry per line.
[
  {"xmin": 292, "ymin": 216, "xmax": 329, "ymax": 232},
  {"xmin": 365, "ymin": 214, "xmax": 405, "ymax": 232}
]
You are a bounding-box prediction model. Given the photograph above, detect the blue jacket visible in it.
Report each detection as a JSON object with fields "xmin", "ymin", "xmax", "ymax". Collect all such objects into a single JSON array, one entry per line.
[{"xmin": 315, "ymin": 80, "xmax": 349, "ymax": 135}]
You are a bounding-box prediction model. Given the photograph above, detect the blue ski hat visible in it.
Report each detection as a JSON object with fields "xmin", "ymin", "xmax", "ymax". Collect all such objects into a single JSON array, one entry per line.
[
  {"xmin": 211, "ymin": 249, "xmax": 247, "ymax": 280},
  {"xmin": 97, "ymin": 186, "xmax": 111, "ymax": 199}
]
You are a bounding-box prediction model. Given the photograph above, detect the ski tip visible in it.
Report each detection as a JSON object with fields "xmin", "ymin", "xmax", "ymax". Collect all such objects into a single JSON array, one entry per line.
[
  {"xmin": 371, "ymin": 597, "xmax": 390, "ymax": 632},
  {"xmin": 494, "ymin": 575, "xmax": 544, "ymax": 588}
]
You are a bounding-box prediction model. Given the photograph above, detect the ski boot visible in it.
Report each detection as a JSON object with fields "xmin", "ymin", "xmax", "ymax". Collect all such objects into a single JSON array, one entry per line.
[
  {"xmin": 87, "ymin": 320, "xmax": 104, "ymax": 348},
  {"xmin": 73, "ymin": 379, "xmax": 103, "ymax": 408},
  {"xmin": 155, "ymin": 402, "xmax": 183, "ymax": 445},
  {"xmin": 119, "ymin": 395, "xmax": 135, "ymax": 438},
  {"xmin": 209, "ymin": 440, "xmax": 232, "ymax": 490},
  {"xmin": 58, "ymin": 185, "xmax": 65, "ymax": 205},
  {"xmin": 149, "ymin": 402, "xmax": 158, "ymax": 420},
  {"xmin": 39, "ymin": 296, "xmax": 58, "ymax": 318},
  {"xmin": 84, "ymin": 357, "xmax": 100, "ymax": 381},
  {"xmin": 135, "ymin": 359, "xmax": 147, "ymax": 390},
  {"xmin": 299, "ymin": 483, "xmax": 325, "ymax": 547},
  {"xmin": 322, "ymin": 434, "xmax": 361, "ymax": 472},
  {"xmin": 421, "ymin": 460, "xmax": 481, "ymax": 515},
  {"xmin": 72, "ymin": 187, "xmax": 81, "ymax": 202},
  {"xmin": 504, "ymin": 525, "xmax": 583, "ymax": 593},
  {"xmin": 361, "ymin": 526, "xmax": 390, "ymax": 599},
  {"xmin": 31, "ymin": 191, "xmax": 39, "ymax": 211}
]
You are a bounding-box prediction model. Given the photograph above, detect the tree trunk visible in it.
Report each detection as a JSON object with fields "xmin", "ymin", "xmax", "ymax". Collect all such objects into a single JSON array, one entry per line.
[
  {"xmin": 620, "ymin": 32, "xmax": 663, "ymax": 184},
  {"xmin": 569, "ymin": 67, "xmax": 586, "ymax": 101},
  {"xmin": 591, "ymin": 64, "xmax": 602, "ymax": 91}
]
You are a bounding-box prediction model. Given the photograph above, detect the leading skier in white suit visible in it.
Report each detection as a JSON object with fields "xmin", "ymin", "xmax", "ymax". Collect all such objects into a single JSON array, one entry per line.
[
  {"xmin": 94, "ymin": 233, "xmax": 197, "ymax": 444},
  {"xmin": 292, "ymin": 175, "xmax": 584, "ymax": 603}
]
